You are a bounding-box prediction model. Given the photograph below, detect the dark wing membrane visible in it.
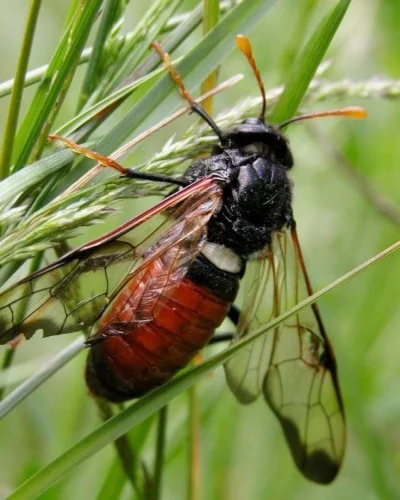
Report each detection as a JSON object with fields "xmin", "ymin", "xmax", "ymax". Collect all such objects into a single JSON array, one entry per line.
[
  {"xmin": 0, "ymin": 177, "xmax": 222, "ymax": 344},
  {"xmin": 224, "ymin": 225, "xmax": 345, "ymax": 484}
]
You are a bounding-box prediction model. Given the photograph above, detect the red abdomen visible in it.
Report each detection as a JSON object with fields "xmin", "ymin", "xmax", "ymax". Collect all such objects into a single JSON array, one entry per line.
[{"xmin": 86, "ymin": 257, "xmax": 232, "ymax": 402}]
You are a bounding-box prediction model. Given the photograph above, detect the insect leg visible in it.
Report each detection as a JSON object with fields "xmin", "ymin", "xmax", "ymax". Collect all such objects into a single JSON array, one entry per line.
[
  {"xmin": 207, "ymin": 305, "xmax": 240, "ymax": 345},
  {"xmin": 208, "ymin": 333, "xmax": 233, "ymax": 345},
  {"xmin": 124, "ymin": 169, "xmax": 188, "ymax": 187},
  {"xmin": 228, "ymin": 304, "xmax": 240, "ymax": 326}
]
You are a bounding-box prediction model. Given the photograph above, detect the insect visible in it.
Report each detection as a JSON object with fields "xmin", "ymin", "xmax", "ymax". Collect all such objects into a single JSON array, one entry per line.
[{"xmin": 0, "ymin": 35, "xmax": 366, "ymax": 483}]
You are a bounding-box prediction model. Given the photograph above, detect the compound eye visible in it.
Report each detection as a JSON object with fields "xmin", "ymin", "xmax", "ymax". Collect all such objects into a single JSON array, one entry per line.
[{"xmin": 242, "ymin": 142, "xmax": 267, "ymax": 154}]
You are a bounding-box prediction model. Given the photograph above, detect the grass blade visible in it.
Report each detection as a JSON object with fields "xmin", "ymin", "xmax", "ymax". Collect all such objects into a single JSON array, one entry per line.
[
  {"xmin": 77, "ymin": 0, "xmax": 123, "ymax": 110},
  {"xmin": 101, "ymin": 0, "xmax": 182, "ymax": 99},
  {"xmin": 0, "ymin": 336, "xmax": 85, "ymax": 420},
  {"xmin": 152, "ymin": 406, "xmax": 168, "ymax": 500},
  {"xmin": 13, "ymin": 1, "xmax": 103, "ymax": 170},
  {"xmin": 0, "ymin": 150, "xmax": 74, "ymax": 207},
  {"xmin": 201, "ymin": 0, "xmax": 220, "ymax": 116},
  {"xmin": 0, "ymin": 48, "xmax": 92, "ymax": 99},
  {"xmin": 270, "ymin": 0, "xmax": 351, "ymax": 124},
  {"xmin": 55, "ymin": 63, "xmax": 169, "ymax": 138},
  {"xmin": 0, "ymin": 0, "xmax": 42, "ymax": 180}
]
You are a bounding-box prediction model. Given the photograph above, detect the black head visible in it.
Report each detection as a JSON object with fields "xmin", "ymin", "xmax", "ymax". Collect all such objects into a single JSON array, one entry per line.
[{"xmin": 218, "ymin": 117, "xmax": 293, "ymax": 169}]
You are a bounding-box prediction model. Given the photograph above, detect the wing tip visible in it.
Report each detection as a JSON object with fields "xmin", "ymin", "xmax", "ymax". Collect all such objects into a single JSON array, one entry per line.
[
  {"xmin": 301, "ymin": 450, "xmax": 341, "ymax": 484},
  {"xmin": 279, "ymin": 415, "xmax": 343, "ymax": 484}
]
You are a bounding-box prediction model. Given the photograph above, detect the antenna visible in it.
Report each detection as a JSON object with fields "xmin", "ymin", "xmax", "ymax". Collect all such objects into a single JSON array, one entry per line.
[
  {"xmin": 47, "ymin": 134, "xmax": 186, "ymax": 186},
  {"xmin": 152, "ymin": 42, "xmax": 225, "ymax": 143},
  {"xmin": 236, "ymin": 34, "xmax": 267, "ymax": 121},
  {"xmin": 279, "ymin": 107, "xmax": 367, "ymax": 129}
]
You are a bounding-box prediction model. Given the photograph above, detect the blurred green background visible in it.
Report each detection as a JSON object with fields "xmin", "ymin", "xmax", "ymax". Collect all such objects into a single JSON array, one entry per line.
[{"xmin": 1, "ymin": 1, "xmax": 400, "ymax": 499}]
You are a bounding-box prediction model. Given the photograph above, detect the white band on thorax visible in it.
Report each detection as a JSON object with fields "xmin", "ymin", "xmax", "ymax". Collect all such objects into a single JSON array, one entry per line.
[{"xmin": 201, "ymin": 242, "xmax": 242, "ymax": 274}]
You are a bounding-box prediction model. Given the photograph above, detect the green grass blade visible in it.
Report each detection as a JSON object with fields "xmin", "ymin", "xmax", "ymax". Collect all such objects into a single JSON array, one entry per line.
[
  {"xmin": 0, "ymin": 0, "xmax": 42, "ymax": 180},
  {"xmin": 201, "ymin": 0, "xmax": 220, "ymax": 116},
  {"xmin": 0, "ymin": 346, "xmax": 17, "ymax": 400},
  {"xmin": 62, "ymin": 1, "xmax": 204, "ymax": 150},
  {"xmin": 97, "ymin": 460, "xmax": 127, "ymax": 500},
  {"xmin": 13, "ymin": 1, "xmax": 103, "ymax": 170},
  {"xmin": 270, "ymin": 0, "xmax": 351, "ymax": 124},
  {"xmin": 8, "ymin": 238, "xmax": 400, "ymax": 500},
  {"xmin": 152, "ymin": 406, "xmax": 168, "ymax": 500},
  {"xmin": 55, "ymin": 63, "xmax": 169, "ymax": 138},
  {"xmin": 101, "ymin": 0, "xmax": 182, "ymax": 99},
  {"xmin": 97, "ymin": 415, "xmax": 154, "ymax": 499},
  {"xmin": 0, "ymin": 49, "xmax": 92, "ymax": 99},
  {"xmin": 279, "ymin": 0, "xmax": 319, "ymax": 76},
  {"xmin": 203, "ymin": 0, "xmax": 220, "ymax": 32},
  {"xmin": 0, "ymin": 337, "xmax": 85, "ymax": 420},
  {"xmin": 48, "ymin": 2, "xmax": 203, "ymax": 156},
  {"xmin": 77, "ymin": 0, "xmax": 124, "ymax": 110},
  {"xmin": 0, "ymin": 150, "xmax": 75, "ymax": 207}
]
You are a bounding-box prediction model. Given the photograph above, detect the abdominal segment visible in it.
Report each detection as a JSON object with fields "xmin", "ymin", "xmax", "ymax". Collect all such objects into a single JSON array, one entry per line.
[{"xmin": 85, "ymin": 273, "xmax": 232, "ymax": 402}]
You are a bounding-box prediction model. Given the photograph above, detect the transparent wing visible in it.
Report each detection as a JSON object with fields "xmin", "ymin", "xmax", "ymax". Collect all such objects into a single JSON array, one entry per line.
[
  {"xmin": 224, "ymin": 224, "xmax": 345, "ymax": 484},
  {"xmin": 0, "ymin": 177, "xmax": 222, "ymax": 344}
]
